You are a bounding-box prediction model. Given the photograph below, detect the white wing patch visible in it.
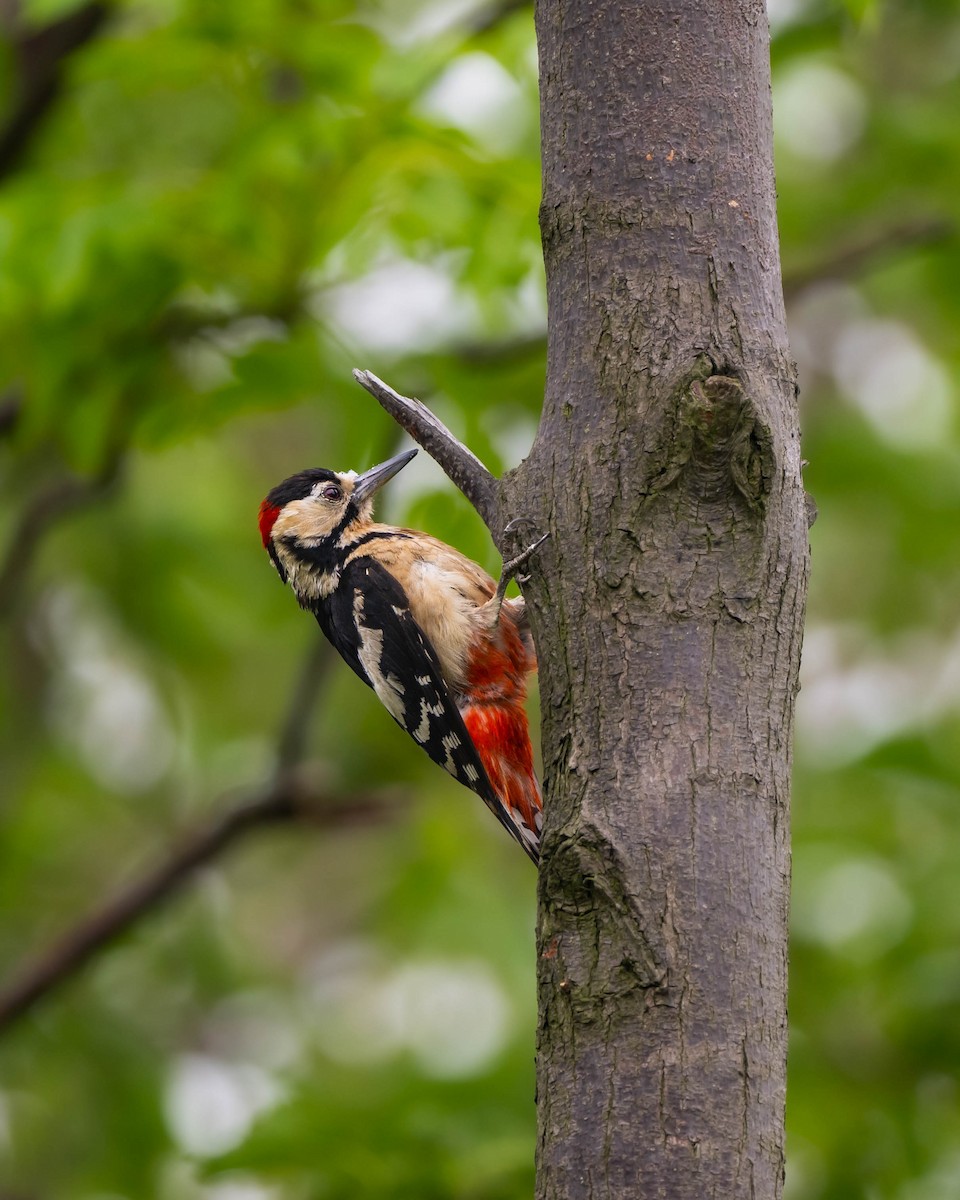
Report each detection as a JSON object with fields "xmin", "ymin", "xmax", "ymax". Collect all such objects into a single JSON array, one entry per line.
[
  {"xmin": 353, "ymin": 590, "xmax": 406, "ymax": 722},
  {"xmin": 412, "ymin": 697, "xmax": 446, "ymax": 745},
  {"xmin": 441, "ymin": 732, "xmax": 463, "ymax": 775}
]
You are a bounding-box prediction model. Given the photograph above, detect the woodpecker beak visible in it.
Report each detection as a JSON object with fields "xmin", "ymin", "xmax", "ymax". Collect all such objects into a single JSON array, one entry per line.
[{"xmin": 352, "ymin": 448, "xmax": 418, "ymax": 504}]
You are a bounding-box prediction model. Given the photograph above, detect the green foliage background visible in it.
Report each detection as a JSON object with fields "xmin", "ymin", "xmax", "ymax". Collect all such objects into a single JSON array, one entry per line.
[{"xmin": 1, "ymin": 0, "xmax": 958, "ymax": 1196}]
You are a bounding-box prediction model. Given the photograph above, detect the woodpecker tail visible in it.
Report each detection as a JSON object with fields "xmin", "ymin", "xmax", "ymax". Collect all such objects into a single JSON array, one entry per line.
[
  {"xmin": 460, "ymin": 598, "xmax": 542, "ymax": 862},
  {"xmin": 462, "ymin": 701, "xmax": 542, "ymax": 861}
]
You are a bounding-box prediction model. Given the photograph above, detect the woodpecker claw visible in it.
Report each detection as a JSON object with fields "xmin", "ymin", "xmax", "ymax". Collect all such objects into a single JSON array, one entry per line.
[
  {"xmin": 493, "ymin": 528, "xmax": 549, "ymax": 615},
  {"xmin": 503, "ymin": 517, "xmax": 539, "ymax": 535}
]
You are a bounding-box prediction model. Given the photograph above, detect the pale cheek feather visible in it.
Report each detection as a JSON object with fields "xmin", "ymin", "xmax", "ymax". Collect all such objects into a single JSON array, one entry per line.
[
  {"xmin": 337, "ymin": 498, "xmax": 373, "ymax": 543},
  {"xmin": 272, "ymin": 499, "xmax": 340, "ymax": 543}
]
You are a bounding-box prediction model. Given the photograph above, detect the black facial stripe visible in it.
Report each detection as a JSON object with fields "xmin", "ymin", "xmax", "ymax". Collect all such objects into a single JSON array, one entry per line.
[
  {"xmin": 267, "ymin": 542, "xmax": 288, "ymax": 583},
  {"xmin": 265, "ymin": 468, "xmax": 339, "ymax": 509},
  {"xmin": 280, "ymin": 535, "xmax": 341, "ymax": 574},
  {"xmin": 280, "ymin": 529, "xmax": 414, "ymax": 591},
  {"xmin": 346, "ymin": 530, "xmax": 413, "ymax": 550},
  {"xmin": 329, "ymin": 505, "xmax": 356, "ymax": 544}
]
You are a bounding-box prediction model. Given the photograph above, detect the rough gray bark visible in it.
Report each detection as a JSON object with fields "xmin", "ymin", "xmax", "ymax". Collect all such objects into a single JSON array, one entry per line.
[{"xmin": 502, "ymin": 1, "xmax": 810, "ymax": 1197}]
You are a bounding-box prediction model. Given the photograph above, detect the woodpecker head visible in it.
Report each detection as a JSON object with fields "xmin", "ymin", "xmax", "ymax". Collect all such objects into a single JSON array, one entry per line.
[{"xmin": 259, "ymin": 448, "xmax": 418, "ymax": 585}]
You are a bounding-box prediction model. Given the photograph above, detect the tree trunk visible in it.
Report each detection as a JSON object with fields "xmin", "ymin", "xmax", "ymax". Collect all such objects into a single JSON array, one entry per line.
[{"xmin": 501, "ymin": 2, "xmax": 809, "ymax": 1196}]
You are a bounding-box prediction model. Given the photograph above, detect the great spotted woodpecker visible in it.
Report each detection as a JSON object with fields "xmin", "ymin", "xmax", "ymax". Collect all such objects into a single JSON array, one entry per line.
[{"xmin": 259, "ymin": 449, "xmax": 544, "ymax": 863}]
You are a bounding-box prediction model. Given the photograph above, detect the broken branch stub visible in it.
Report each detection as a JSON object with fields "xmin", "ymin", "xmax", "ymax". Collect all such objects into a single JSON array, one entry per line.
[{"xmin": 352, "ymin": 369, "xmax": 499, "ymax": 531}]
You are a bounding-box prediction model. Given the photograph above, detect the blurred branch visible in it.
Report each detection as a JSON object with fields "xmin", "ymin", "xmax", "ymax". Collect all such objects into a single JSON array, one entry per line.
[
  {"xmin": 353, "ymin": 369, "xmax": 499, "ymax": 530},
  {"xmin": 447, "ymin": 329, "xmax": 546, "ymax": 367},
  {"xmin": 154, "ymin": 289, "xmax": 306, "ymax": 342},
  {"xmin": 0, "ymin": 388, "xmax": 23, "ymax": 438},
  {"xmin": 467, "ymin": 0, "xmax": 531, "ymax": 36},
  {"xmin": 276, "ymin": 637, "xmax": 335, "ymax": 772},
  {"xmin": 0, "ymin": 779, "xmax": 396, "ymax": 1034},
  {"xmin": 0, "ymin": 2, "xmax": 111, "ymax": 186},
  {"xmin": 782, "ymin": 216, "xmax": 954, "ymax": 301},
  {"xmin": 409, "ymin": 217, "xmax": 955, "ymax": 376},
  {"xmin": 0, "ymin": 290, "xmax": 307, "ymax": 619},
  {"xmin": 0, "ymin": 455, "xmax": 123, "ymax": 621},
  {"xmin": 0, "ymin": 639, "xmax": 395, "ymax": 1035},
  {"xmin": 427, "ymin": 218, "xmax": 954, "ymax": 370},
  {"xmin": 0, "ymin": 427, "xmax": 392, "ymax": 1034}
]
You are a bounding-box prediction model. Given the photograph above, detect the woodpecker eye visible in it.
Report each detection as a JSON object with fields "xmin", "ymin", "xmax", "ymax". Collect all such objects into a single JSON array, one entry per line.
[{"xmin": 320, "ymin": 484, "xmax": 342, "ymax": 501}]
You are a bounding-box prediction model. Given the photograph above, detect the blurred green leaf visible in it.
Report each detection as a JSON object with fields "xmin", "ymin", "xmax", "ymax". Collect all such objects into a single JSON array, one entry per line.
[{"xmin": 2, "ymin": 0, "xmax": 960, "ymax": 1197}]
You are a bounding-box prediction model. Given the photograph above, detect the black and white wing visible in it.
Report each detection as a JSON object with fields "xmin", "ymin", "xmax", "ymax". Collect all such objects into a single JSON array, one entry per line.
[{"xmin": 313, "ymin": 556, "xmax": 520, "ymax": 843}]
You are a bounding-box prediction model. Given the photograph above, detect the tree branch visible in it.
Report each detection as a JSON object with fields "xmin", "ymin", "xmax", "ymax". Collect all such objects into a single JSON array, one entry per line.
[
  {"xmin": 782, "ymin": 216, "xmax": 954, "ymax": 301},
  {"xmin": 0, "ymin": 388, "xmax": 22, "ymax": 438},
  {"xmin": 443, "ymin": 329, "xmax": 546, "ymax": 367},
  {"xmin": 0, "ymin": 460, "xmax": 122, "ymax": 620},
  {"xmin": 408, "ymin": 216, "xmax": 956, "ymax": 375},
  {"xmin": 0, "ymin": 2, "xmax": 110, "ymax": 186},
  {"xmin": 0, "ymin": 630, "xmax": 388, "ymax": 1035},
  {"xmin": 0, "ymin": 780, "xmax": 395, "ymax": 1034},
  {"xmin": 467, "ymin": 0, "xmax": 531, "ymax": 37},
  {"xmin": 0, "ymin": 399, "xmax": 415, "ymax": 1033},
  {"xmin": 275, "ymin": 636, "xmax": 335, "ymax": 772},
  {"xmin": 352, "ymin": 369, "xmax": 499, "ymax": 531}
]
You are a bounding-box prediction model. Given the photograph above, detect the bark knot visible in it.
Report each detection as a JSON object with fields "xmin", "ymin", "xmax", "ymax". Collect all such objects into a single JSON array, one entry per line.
[
  {"xmin": 538, "ymin": 829, "xmax": 668, "ymax": 1024},
  {"xmin": 647, "ymin": 373, "xmax": 775, "ymax": 518}
]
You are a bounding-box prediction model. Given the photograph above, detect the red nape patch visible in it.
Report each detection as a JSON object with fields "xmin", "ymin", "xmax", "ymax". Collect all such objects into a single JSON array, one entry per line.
[{"xmin": 258, "ymin": 500, "xmax": 281, "ymax": 548}]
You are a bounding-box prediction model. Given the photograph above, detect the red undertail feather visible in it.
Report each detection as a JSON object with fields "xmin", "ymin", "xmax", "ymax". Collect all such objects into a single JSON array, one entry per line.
[
  {"xmin": 462, "ymin": 616, "xmax": 542, "ymax": 854},
  {"xmin": 463, "ymin": 703, "xmax": 541, "ymax": 835}
]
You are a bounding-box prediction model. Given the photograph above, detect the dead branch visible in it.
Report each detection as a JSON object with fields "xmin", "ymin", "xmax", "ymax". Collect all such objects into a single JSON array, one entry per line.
[{"xmin": 353, "ymin": 369, "xmax": 499, "ymax": 531}]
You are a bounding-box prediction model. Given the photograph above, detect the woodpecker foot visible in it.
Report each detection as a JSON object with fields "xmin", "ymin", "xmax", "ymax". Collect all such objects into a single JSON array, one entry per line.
[{"xmin": 494, "ymin": 523, "xmax": 549, "ymax": 613}]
